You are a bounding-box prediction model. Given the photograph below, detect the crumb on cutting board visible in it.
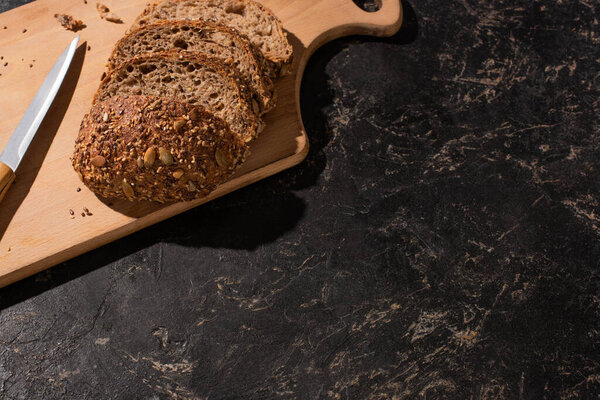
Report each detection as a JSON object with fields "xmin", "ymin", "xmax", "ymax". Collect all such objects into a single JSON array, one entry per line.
[
  {"xmin": 77, "ymin": 187, "xmax": 81, "ymax": 192},
  {"xmin": 87, "ymin": 45, "xmax": 91, "ymax": 51},
  {"xmin": 22, "ymin": 28, "xmax": 26, "ymax": 33},
  {"xmin": 96, "ymin": 3, "xmax": 109, "ymax": 13},
  {"xmin": 54, "ymin": 14, "xmax": 86, "ymax": 32},
  {"xmin": 96, "ymin": 3, "xmax": 123, "ymax": 23}
]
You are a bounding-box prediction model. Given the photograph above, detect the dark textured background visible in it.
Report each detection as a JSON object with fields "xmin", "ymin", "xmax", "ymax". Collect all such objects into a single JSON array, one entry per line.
[{"xmin": 1, "ymin": 0, "xmax": 600, "ymax": 398}]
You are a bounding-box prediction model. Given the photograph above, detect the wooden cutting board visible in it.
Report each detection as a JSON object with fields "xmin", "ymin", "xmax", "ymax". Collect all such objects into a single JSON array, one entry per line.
[{"xmin": 0, "ymin": 0, "xmax": 402, "ymax": 287}]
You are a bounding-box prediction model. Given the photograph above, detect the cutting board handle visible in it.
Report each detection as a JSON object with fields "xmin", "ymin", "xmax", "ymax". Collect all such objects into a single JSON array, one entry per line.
[
  {"xmin": 285, "ymin": 0, "xmax": 403, "ymax": 53},
  {"xmin": 341, "ymin": 0, "xmax": 404, "ymax": 36}
]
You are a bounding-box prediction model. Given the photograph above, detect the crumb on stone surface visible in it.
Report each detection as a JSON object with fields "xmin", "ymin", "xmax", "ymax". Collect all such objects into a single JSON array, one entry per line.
[{"xmin": 54, "ymin": 14, "xmax": 86, "ymax": 32}]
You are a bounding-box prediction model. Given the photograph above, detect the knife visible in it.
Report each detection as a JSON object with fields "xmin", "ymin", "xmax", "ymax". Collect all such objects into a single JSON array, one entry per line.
[{"xmin": 0, "ymin": 36, "xmax": 80, "ymax": 204}]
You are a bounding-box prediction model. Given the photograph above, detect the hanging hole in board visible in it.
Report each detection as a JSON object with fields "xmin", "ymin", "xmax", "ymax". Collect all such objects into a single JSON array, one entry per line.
[{"xmin": 352, "ymin": 0, "xmax": 382, "ymax": 12}]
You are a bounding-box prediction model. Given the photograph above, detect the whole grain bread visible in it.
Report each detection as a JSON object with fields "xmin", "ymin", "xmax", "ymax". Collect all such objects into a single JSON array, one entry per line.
[
  {"xmin": 109, "ymin": 20, "xmax": 276, "ymax": 113},
  {"xmin": 132, "ymin": 0, "xmax": 293, "ymax": 77},
  {"xmin": 72, "ymin": 96, "xmax": 248, "ymax": 203},
  {"xmin": 95, "ymin": 51, "xmax": 263, "ymax": 143}
]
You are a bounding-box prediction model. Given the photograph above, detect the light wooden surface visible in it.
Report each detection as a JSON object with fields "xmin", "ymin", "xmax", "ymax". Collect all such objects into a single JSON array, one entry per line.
[{"xmin": 0, "ymin": 0, "xmax": 402, "ymax": 287}]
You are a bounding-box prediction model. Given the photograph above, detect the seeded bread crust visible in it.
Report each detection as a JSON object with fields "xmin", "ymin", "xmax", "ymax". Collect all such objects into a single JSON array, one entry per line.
[
  {"xmin": 72, "ymin": 96, "xmax": 248, "ymax": 203},
  {"xmin": 95, "ymin": 50, "xmax": 263, "ymax": 143},
  {"xmin": 109, "ymin": 20, "xmax": 276, "ymax": 113},
  {"xmin": 132, "ymin": 0, "xmax": 293, "ymax": 77}
]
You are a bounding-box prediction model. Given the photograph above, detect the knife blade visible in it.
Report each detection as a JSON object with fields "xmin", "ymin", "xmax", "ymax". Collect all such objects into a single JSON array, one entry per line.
[{"xmin": 0, "ymin": 36, "xmax": 79, "ymax": 203}]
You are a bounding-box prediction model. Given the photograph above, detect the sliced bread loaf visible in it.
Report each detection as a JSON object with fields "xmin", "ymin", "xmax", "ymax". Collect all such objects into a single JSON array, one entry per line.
[
  {"xmin": 132, "ymin": 0, "xmax": 293, "ymax": 76},
  {"xmin": 95, "ymin": 51, "xmax": 263, "ymax": 143},
  {"xmin": 109, "ymin": 21, "xmax": 276, "ymax": 113},
  {"xmin": 73, "ymin": 96, "xmax": 248, "ymax": 203}
]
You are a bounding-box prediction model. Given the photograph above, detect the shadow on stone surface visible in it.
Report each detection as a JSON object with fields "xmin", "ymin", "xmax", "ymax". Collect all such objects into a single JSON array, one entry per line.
[{"xmin": 292, "ymin": 0, "xmax": 419, "ymax": 191}]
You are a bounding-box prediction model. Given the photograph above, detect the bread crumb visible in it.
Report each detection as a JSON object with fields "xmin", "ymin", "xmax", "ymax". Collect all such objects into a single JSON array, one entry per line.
[
  {"xmin": 22, "ymin": 28, "xmax": 27, "ymax": 33},
  {"xmin": 104, "ymin": 13, "xmax": 122, "ymax": 23},
  {"xmin": 54, "ymin": 14, "xmax": 86, "ymax": 32},
  {"xmin": 4, "ymin": 62, "xmax": 7, "ymax": 67},
  {"xmin": 7, "ymin": 247, "xmax": 11, "ymax": 252},
  {"xmin": 84, "ymin": 0, "xmax": 88, "ymax": 3},
  {"xmin": 29, "ymin": 64, "xmax": 32, "ymax": 68},
  {"xmin": 87, "ymin": 45, "xmax": 91, "ymax": 51},
  {"xmin": 76, "ymin": 187, "xmax": 81, "ymax": 192},
  {"xmin": 96, "ymin": 3, "xmax": 109, "ymax": 13},
  {"xmin": 81, "ymin": 212, "xmax": 86, "ymax": 217},
  {"xmin": 69, "ymin": 209, "xmax": 75, "ymax": 215},
  {"xmin": 96, "ymin": 3, "xmax": 123, "ymax": 23},
  {"xmin": 3, "ymin": 26, "xmax": 6, "ymax": 30}
]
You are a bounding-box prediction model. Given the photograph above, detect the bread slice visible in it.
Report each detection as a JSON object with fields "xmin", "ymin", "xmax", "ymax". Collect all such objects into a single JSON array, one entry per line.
[
  {"xmin": 95, "ymin": 51, "xmax": 263, "ymax": 143},
  {"xmin": 109, "ymin": 21, "xmax": 276, "ymax": 113},
  {"xmin": 132, "ymin": 0, "xmax": 293, "ymax": 76},
  {"xmin": 72, "ymin": 96, "xmax": 248, "ymax": 203}
]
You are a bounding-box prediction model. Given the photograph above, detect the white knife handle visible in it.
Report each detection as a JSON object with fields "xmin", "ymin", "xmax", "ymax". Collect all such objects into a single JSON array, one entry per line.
[{"xmin": 0, "ymin": 161, "xmax": 16, "ymax": 204}]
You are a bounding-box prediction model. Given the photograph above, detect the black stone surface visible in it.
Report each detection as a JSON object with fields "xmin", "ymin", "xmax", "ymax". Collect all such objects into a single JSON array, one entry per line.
[{"xmin": 1, "ymin": 0, "xmax": 600, "ymax": 398}]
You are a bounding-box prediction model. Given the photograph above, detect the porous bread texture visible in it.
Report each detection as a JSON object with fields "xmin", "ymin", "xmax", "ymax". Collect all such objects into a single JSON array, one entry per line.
[
  {"xmin": 72, "ymin": 96, "xmax": 248, "ymax": 203},
  {"xmin": 133, "ymin": 0, "xmax": 293, "ymax": 77},
  {"xmin": 95, "ymin": 51, "xmax": 263, "ymax": 143},
  {"xmin": 109, "ymin": 20, "xmax": 276, "ymax": 113}
]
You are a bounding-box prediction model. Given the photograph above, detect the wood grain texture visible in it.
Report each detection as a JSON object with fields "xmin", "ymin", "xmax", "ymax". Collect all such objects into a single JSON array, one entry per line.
[{"xmin": 0, "ymin": 0, "xmax": 402, "ymax": 287}]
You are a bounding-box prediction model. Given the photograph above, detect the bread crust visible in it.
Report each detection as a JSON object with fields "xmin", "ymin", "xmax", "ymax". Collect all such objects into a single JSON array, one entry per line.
[
  {"xmin": 108, "ymin": 20, "xmax": 277, "ymax": 113},
  {"xmin": 72, "ymin": 96, "xmax": 249, "ymax": 203},
  {"xmin": 132, "ymin": 0, "xmax": 293, "ymax": 76},
  {"xmin": 95, "ymin": 50, "xmax": 263, "ymax": 143}
]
